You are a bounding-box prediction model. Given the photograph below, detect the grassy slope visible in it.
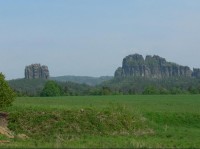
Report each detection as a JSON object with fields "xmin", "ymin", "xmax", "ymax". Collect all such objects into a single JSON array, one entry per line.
[{"xmin": 2, "ymin": 95, "xmax": 200, "ymax": 148}]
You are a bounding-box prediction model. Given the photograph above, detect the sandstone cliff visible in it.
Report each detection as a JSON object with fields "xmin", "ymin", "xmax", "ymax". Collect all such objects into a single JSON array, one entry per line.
[
  {"xmin": 25, "ymin": 64, "xmax": 49, "ymax": 79},
  {"xmin": 192, "ymin": 68, "xmax": 200, "ymax": 78},
  {"xmin": 114, "ymin": 54, "xmax": 197, "ymax": 78}
]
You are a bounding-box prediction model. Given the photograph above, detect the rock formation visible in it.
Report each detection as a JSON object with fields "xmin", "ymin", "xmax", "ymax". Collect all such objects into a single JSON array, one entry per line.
[
  {"xmin": 25, "ymin": 64, "xmax": 49, "ymax": 79},
  {"xmin": 114, "ymin": 54, "xmax": 197, "ymax": 78},
  {"xmin": 192, "ymin": 68, "xmax": 200, "ymax": 78}
]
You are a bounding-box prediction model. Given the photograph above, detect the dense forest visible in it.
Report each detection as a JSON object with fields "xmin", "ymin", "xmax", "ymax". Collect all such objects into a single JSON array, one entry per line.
[
  {"xmin": 8, "ymin": 76, "xmax": 200, "ymax": 97},
  {"xmin": 8, "ymin": 79, "xmax": 92, "ymax": 96},
  {"xmin": 102, "ymin": 76, "xmax": 200, "ymax": 94}
]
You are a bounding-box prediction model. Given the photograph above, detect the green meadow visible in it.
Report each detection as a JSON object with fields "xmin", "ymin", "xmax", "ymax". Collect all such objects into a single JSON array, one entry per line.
[{"xmin": 1, "ymin": 95, "xmax": 200, "ymax": 148}]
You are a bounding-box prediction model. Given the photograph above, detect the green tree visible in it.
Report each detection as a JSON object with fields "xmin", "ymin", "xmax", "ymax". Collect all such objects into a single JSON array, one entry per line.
[
  {"xmin": 0, "ymin": 73, "xmax": 16, "ymax": 108},
  {"xmin": 40, "ymin": 81, "xmax": 61, "ymax": 97},
  {"xmin": 143, "ymin": 86, "xmax": 159, "ymax": 95},
  {"xmin": 101, "ymin": 86, "xmax": 112, "ymax": 95}
]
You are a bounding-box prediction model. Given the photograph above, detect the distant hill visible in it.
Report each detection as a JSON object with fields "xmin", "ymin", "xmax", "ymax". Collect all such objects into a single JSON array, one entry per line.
[
  {"xmin": 8, "ymin": 78, "xmax": 47, "ymax": 96},
  {"xmin": 8, "ymin": 78, "xmax": 93, "ymax": 96},
  {"xmin": 50, "ymin": 76, "xmax": 113, "ymax": 86},
  {"xmin": 8, "ymin": 75, "xmax": 113, "ymax": 97}
]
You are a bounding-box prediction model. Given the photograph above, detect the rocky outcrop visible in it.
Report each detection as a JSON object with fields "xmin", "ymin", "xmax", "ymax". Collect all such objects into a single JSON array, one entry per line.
[
  {"xmin": 115, "ymin": 54, "xmax": 194, "ymax": 78},
  {"xmin": 25, "ymin": 64, "xmax": 49, "ymax": 79},
  {"xmin": 192, "ymin": 68, "xmax": 200, "ymax": 78}
]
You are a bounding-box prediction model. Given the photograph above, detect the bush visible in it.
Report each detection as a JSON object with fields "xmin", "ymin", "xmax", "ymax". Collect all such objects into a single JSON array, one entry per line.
[{"xmin": 0, "ymin": 73, "xmax": 16, "ymax": 108}]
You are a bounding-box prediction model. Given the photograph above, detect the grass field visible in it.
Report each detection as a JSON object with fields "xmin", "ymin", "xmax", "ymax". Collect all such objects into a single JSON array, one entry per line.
[{"xmin": 1, "ymin": 95, "xmax": 200, "ymax": 148}]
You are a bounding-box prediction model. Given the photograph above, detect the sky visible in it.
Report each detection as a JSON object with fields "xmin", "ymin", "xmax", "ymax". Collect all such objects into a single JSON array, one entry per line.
[{"xmin": 1, "ymin": 0, "xmax": 200, "ymax": 80}]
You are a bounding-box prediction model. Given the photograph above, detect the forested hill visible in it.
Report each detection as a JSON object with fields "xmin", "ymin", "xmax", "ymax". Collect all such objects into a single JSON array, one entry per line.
[
  {"xmin": 50, "ymin": 76, "xmax": 113, "ymax": 86},
  {"xmin": 8, "ymin": 78, "xmax": 93, "ymax": 96},
  {"xmin": 8, "ymin": 75, "xmax": 113, "ymax": 96}
]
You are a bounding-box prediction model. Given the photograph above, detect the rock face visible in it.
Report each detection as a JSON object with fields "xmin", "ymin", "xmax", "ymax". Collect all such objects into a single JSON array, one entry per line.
[
  {"xmin": 25, "ymin": 64, "xmax": 49, "ymax": 79},
  {"xmin": 192, "ymin": 68, "xmax": 200, "ymax": 78},
  {"xmin": 115, "ymin": 54, "xmax": 195, "ymax": 78}
]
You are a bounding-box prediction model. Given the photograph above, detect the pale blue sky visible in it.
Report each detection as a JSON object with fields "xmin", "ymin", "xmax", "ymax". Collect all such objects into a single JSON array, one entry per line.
[{"xmin": 1, "ymin": 0, "xmax": 200, "ymax": 79}]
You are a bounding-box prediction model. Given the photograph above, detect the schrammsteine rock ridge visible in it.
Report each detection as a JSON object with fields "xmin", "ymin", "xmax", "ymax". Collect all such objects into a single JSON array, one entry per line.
[
  {"xmin": 25, "ymin": 64, "xmax": 49, "ymax": 79},
  {"xmin": 115, "ymin": 54, "xmax": 200, "ymax": 78}
]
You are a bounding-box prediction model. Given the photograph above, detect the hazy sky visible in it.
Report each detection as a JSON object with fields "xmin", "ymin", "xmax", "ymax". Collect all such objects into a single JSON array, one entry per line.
[{"xmin": 1, "ymin": 0, "xmax": 200, "ymax": 79}]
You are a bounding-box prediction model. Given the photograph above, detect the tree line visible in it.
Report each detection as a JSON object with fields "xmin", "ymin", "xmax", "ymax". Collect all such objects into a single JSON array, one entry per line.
[{"xmin": 8, "ymin": 76, "xmax": 200, "ymax": 97}]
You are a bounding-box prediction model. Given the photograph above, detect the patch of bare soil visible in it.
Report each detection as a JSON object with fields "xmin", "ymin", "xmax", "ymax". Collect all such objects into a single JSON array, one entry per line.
[
  {"xmin": 0, "ymin": 112, "xmax": 8, "ymax": 128},
  {"xmin": 0, "ymin": 126, "xmax": 14, "ymax": 139},
  {"xmin": 0, "ymin": 112, "xmax": 13, "ymax": 144},
  {"xmin": 0, "ymin": 112, "xmax": 29, "ymax": 143}
]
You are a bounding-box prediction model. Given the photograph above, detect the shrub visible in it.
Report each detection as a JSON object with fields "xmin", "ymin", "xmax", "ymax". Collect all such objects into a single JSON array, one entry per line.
[{"xmin": 0, "ymin": 73, "xmax": 16, "ymax": 108}]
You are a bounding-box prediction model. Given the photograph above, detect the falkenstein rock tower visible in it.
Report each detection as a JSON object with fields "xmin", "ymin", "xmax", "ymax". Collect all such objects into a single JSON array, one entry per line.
[
  {"xmin": 25, "ymin": 64, "xmax": 49, "ymax": 79},
  {"xmin": 115, "ymin": 54, "xmax": 200, "ymax": 78}
]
